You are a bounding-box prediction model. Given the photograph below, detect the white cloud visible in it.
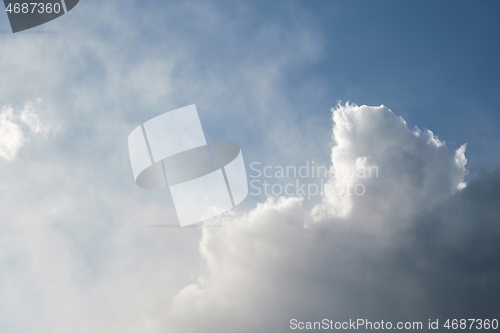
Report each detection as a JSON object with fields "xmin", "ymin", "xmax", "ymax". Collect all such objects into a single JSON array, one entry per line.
[
  {"xmin": 0, "ymin": 105, "xmax": 26, "ymax": 161},
  {"xmin": 144, "ymin": 104, "xmax": 499, "ymax": 333},
  {"xmin": 314, "ymin": 104, "xmax": 468, "ymax": 227},
  {"xmin": 0, "ymin": 100, "xmax": 57, "ymax": 161}
]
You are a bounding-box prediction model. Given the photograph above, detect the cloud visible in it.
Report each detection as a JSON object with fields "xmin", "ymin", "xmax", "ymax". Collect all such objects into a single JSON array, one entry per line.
[
  {"xmin": 145, "ymin": 104, "xmax": 499, "ymax": 333},
  {"xmin": 0, "ymin": 105, "xmax": 25, "ymax": 161},
  {"xmin": 0, "ymin": 2, "xmax": 327, "ymax": 332},
  {"xmin": 0, "ymin": 99, "xmax": 57, "ymax": 161},
  {"xmin": 0, "ymin": 1, "xmax": 497, "ymax": 332},
  {"xmin": 314, "ymin": 103, "xmax": 468, "ymax": 226}
]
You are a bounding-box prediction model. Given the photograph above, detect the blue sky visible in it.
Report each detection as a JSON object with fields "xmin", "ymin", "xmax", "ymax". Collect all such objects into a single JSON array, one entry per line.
[
  {"xmin": 63, "ymin": 0, "xmax": 499, "ymax": 171},
  {"xmin": 249, "ymin": 0, "xmax": 500, "ymax": 170},
  {"xmin": 304, "ymin": 0, "xmax": 500, "ymax": 170}
]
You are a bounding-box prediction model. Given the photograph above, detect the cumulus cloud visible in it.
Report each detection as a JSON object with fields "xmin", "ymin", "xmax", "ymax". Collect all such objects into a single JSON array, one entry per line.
[
  {"xmin": 314, "ymin": 104, "xmax": 468, "ymax": 229},
  {"xmin": 0, "ymin": 99, "xmax": 57, "ymax": 161},
  {"xmin": 145, "ymin": 104, "xmax": 499, "ymax": 333}
]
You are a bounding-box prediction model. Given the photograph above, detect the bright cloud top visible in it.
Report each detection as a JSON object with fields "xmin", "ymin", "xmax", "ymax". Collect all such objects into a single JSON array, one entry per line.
[
  {"xmin": 0, "ymin": 99, "xmax": 57, "ymax": 161},
  {"xmin": 314, "ymin": 103, "xmax": 468, "ymax": 223}
]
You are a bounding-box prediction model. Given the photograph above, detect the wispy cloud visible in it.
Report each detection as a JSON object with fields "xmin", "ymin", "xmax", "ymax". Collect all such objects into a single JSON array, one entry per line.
[{"xmin": 0, "ymin": 99, "xmax": 57, "ymax": 161}]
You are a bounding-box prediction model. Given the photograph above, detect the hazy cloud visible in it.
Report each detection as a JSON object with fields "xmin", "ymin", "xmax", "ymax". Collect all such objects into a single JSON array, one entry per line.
[
  {"xmin": 0, "ymin": 99, "xmax": 57, "ymax": 161},
  {"xmin": 0, "ymin": 2, "xmax": 328, "ymax": 332}
]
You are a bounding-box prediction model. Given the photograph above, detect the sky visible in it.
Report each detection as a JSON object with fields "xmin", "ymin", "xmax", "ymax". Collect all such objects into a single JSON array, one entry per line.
[{"xmin": 0, "ymin": 1, "xmax": 499, "ymax": 332}]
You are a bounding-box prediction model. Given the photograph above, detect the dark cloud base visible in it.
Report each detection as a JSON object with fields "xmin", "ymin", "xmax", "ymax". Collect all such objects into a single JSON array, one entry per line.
[{"xmin": 288, "ymin": 169, "xmax": 500, "ymax": 331}]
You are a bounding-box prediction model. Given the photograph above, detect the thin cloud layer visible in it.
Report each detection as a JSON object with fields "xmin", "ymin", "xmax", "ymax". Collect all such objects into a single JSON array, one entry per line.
[
  {"xmin": 146, "ymin": 104, "xmax": 499, "ymax": 333},
  {"xmin": 0, "ymin": 99, "xmax": 57, "ymax": 161}
]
